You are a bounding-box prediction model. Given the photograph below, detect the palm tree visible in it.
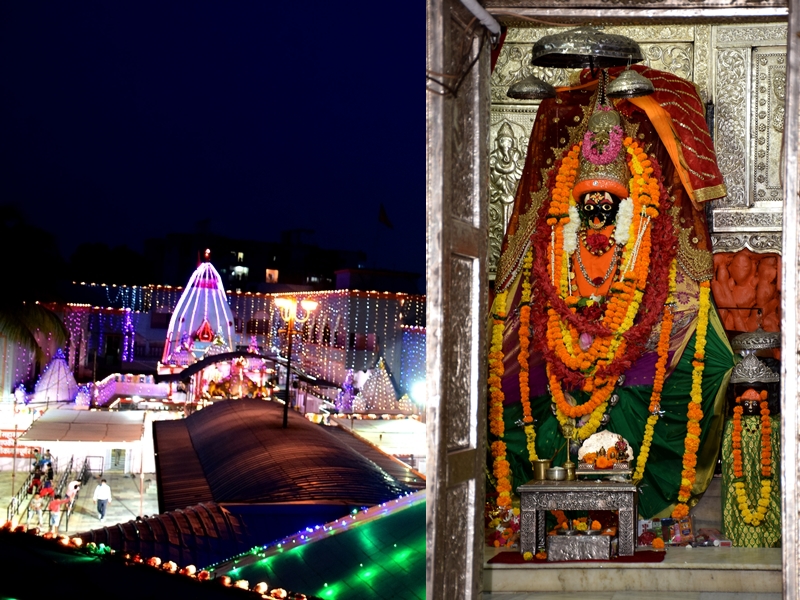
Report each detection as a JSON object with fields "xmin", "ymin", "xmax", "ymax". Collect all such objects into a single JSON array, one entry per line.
[{"xmin": 0, "ymin": 204, "xmax": 68, "ymax": 396}]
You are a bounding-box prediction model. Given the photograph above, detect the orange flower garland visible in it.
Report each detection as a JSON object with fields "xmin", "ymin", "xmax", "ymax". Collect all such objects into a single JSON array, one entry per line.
[
  {"xmin": 732, "ymin": 390, "xmax": 773, "ymax": 526},
  {"xmin": 633, "ymin": 259, "xmax": 677, "ymax": 484},
  {"xmin": 672, "ymin": 280, "xmax": 711, "ymax": 520},
  {"xmin": 519, "ymin": 249, "xmax": 538, "ymax": 462},
  {"xmin": 544, "ymin": 137, "xmax": 662, "ymax": 441},
  {"xmin": 489, "ymin": 291, "xmax": 512, "ymax": 507}
]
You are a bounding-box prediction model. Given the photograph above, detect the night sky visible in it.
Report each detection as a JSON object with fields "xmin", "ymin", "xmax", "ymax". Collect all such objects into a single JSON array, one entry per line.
[{"xmin": 0, "ymin": 3, "xmax": 423, "ymax": 279}]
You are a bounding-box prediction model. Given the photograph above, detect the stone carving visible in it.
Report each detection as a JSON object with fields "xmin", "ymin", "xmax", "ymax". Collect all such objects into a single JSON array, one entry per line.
[
  {"xmin": 713, "ymin": 210, "xmax": 782, "ymax": 230},
  {"xmin": 446, "ymin": 256, "xmax": 474, "ymax": 451},
  {"xmin": 715, "ymin": 48, "xmax": 749, "ymax": 208},
  {"xmin": 711, "ymin": 232, "xmax": 783, "ymax": 254},
  {"xmin": 752, "ymin": 49, "xmax": 786, "ymax": 203}
]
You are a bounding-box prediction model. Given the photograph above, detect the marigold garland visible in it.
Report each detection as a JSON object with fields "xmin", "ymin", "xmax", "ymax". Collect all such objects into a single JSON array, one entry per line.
[
  {"xmin": 632, "ymin": 259, "xmax": 677, "ymax": 484},
  {"xmin": 519, "ymin": 249, "xmax": 538, "ymax": 462},
  {"xmin": 731, "ymin": 390, "xmax": 773, "ymax": 526},
  {"xmin": 537, "ymin": 136, "xmax": 675, "ymax": 441},
  {"xmin": 672, "ymin": 281, "xmax": 711, "ymax": 520},
  {"xmin": 489, "ymin": 291, "xmax": 512, "ymax": 508}
]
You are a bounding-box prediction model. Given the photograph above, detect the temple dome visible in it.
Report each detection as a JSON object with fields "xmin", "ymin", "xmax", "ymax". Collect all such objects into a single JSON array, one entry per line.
[{"xmin": 161, "ymin": 259, "xmax": 236, "ymax": 364}]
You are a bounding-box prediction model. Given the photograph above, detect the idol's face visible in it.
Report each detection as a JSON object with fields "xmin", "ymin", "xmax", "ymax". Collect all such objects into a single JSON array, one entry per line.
[
  {"xmin": 742, "ymin": 399, "xmax": 760, "ymax": 416},
  {"xmin": 580, "ymin": 192, "xmax": 620, "ymax": 229}
]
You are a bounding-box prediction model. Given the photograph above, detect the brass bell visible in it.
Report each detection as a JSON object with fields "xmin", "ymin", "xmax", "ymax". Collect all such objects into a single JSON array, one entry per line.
[
  {"xmin": 507, "ymin": 73, "xmax": 556, "ymax": 100},
  {"xmin": 606, "ymin": 69, "xmax": 655, "ymax": 98}
]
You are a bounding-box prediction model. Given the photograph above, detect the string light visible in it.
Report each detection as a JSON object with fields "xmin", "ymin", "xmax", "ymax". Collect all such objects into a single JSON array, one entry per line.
[{"xmin": 13, "ymin": 282, "xmax": 426, "ymax": 409}]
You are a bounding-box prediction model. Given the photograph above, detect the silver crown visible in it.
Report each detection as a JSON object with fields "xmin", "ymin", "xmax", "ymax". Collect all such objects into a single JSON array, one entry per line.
[
  {"xmin": 729, "ymin": 352, "xmax": 780, "ymax": 384},
  {"xmin": 730, "ymin": 327, "xmax": 780, "ymax": 352}
]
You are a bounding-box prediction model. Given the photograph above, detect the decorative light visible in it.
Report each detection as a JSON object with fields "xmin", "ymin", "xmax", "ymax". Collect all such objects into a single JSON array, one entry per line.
[
  {"xmin": 274, "ymin": 297, "xmax": 318, "ymax": 428},
  {"xmin": 410, "ymin": 381, "xmax": 426, "ymax": 406}
]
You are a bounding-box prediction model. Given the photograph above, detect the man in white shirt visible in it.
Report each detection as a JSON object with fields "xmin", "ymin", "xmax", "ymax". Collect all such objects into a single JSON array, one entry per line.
[{"xmin": 92, "ymin": 479, "xmax": 112, "ymax": 521}]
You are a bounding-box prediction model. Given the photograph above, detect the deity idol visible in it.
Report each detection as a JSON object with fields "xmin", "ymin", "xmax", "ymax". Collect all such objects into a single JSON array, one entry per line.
[{"xmin": 489, "ymin": 66, "xmax": 735, "ymax": 519}]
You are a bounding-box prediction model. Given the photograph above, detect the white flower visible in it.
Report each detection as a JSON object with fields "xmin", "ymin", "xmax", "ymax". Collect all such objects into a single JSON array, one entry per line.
[
  {"xmin": 578, "ymin": 430, "xmax": 634, "ymax": 462},
  {"xmin": 615, "ymin": 197, "xmax": 634, "ymax": 246},
  {"xmin": 563, "ymin": 205, "xmax": 580, "ymax": 255}
]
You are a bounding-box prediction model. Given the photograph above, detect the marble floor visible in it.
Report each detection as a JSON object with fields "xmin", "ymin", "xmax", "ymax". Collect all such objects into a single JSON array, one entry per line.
[
  {"xmin": 483, "ymin": 594, "xmax": 781, "ymax": 600},
  {"xmin": 483, "ymin": 545, "xmax": 783, "ymax": 597}
]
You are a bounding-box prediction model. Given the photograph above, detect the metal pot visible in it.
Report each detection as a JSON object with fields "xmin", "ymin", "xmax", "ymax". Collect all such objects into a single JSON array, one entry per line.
[
  {"xmin": 546, "ymin": 466, "xmax": 566, "ymax": 481},
  {"xmin": 533, "ymin": 459, "xmax": 552, "ymax": 481}
]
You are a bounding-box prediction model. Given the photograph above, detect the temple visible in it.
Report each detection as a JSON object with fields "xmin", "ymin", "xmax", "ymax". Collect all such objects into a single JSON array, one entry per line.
[{"xmin": 426, "ymin": 8, "xmax": 798, "ymax": 597}]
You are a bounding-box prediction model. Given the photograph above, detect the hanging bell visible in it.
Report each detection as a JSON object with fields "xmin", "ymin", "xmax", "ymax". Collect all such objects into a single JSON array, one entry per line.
[
  {"xmin": 506, "ymin": 73, "xmax": 556, "ymax": 100},
  {"xmin": 606, "ymin": 68, "xmax": 655, "ymax": 98}
]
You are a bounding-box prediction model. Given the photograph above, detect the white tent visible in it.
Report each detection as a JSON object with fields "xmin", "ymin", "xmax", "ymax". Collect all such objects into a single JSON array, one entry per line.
[{"xmin": 30, "ymin": 348, "xmax": 79, "ymax": 406}]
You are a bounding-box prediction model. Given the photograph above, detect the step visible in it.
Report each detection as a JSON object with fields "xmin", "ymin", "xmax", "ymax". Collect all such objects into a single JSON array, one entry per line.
[
  {"xmin": 692, "ymin": 475, "xmax": 723, "ymax": 532},
  {"xmin": 483, "ymin": 546, "xmax": 781, "ymax": 594}
]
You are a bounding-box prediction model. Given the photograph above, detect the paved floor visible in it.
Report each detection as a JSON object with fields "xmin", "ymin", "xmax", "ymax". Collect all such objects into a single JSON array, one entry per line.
[
  {"xmin": 0, "ymin": 468, "xmax": 160, "ymax": 535},
  {"xmin": 483, "ymin": 594, "xmax": 782, "ymax": 600}
]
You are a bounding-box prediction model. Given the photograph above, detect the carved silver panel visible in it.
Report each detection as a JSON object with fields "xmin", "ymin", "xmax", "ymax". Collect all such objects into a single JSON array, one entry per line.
[
  {"xmin": 451, "ymin": 36, "xmax": 481, "ymax": 226},
  {"xmin": 485, "ymin": 0, "xmax": 788, "ymax": 8},
  {"xmin": 713, "ymin": 208, "xmax": 782, "ymax": 231},
  {"xmin": 694, "ymin": 25, "xmax": 711, "ymax": 105},
  {"xmin": 710, "ymin": 232, "xmax": 783, "ymax": 254},
  {"xmin": 714, "ymin": 47, "xmax": 750, "ymax": 208},
  {"xmin": 782, "ymin": 8, "xmax": 800, "ymax": 600},
  {"xmin": 504, "ymin": 24, "xmax": 695, "ymax": 44},
  {"xmin": 446, "ymin": 255, "xmax": 475, "ymax": 451},
  {"xmin": 547, "ymin": 534, "xmax": 612, "ymax": 561},
  {"xmin": 444, "ymin": 481, "xmax": 473, "ymax": 599},
  {"xmin": 518, "ymin": 480, "xmax": 637, "ymax": 556},
  {"xmin": 643, "ymin": 43, "xmax": 693, "ymax": 80},
  {"xmin": 752, "ymin": 47, "xmax": 786, "ymax": 203},
  {"xmin": 717, "ymin": 23, "xmax": 789, "ymax": 46},
  {"xmin": 491, "ymin": 39, "xmax": 574, "ymax": 106},
  {"xmin": 427, "ymin": 1, "xmax": 488, "ymax": 598},
  {"xmin": 710, "ymin": 24, "xmax": 788, "ymax": 247},
  {"xmin": 488, "ymin": 114, "xmax": 535, "ymax": 275}
]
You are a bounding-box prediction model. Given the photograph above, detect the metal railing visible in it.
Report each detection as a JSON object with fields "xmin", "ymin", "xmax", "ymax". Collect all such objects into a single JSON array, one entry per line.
[
  {"xmin": 54, "ymin": 456, "xmax": 74, "ymax": 498},
  {"xmin": 61, "ymin": 457, "xmax": 90, "ymax": 532},
  {"xmin": 6, "ymin": 471, "xmax": 35, "ymax": 524},
  {"xmin": 7, "ymin": 455, "xmax": 72, "ymax": 525}
]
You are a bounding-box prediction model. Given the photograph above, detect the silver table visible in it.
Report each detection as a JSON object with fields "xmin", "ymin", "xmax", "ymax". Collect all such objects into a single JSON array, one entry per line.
[{"xmin": 517, "ymin": 479, "xmax": 639, "ymax": 556}]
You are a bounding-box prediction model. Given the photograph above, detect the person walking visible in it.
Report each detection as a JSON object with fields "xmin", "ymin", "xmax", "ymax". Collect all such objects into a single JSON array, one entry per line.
[
  {"xmin": 40, "ymin": 479, "xmax": 55, "ymax": 498},
  {"xmin": 93, "ymin": 478, "xmax": 112, "ymax": 521},
  {"xmin": 66, "ymin": 480, "xmax": 81, "ymax": 501},
  {"xmin": 48, "ymin": 494, "xmax": 70, "ymax": 535},
  {"xmin": 28, "ymin": 493, "xmax": 44, "ymax": 527}
]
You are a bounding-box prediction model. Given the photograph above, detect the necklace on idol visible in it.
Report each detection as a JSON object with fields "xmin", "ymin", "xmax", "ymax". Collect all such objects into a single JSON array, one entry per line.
[{"xmin": 575, "ymin": 245, "xmax": 619, "ymax": 288}]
